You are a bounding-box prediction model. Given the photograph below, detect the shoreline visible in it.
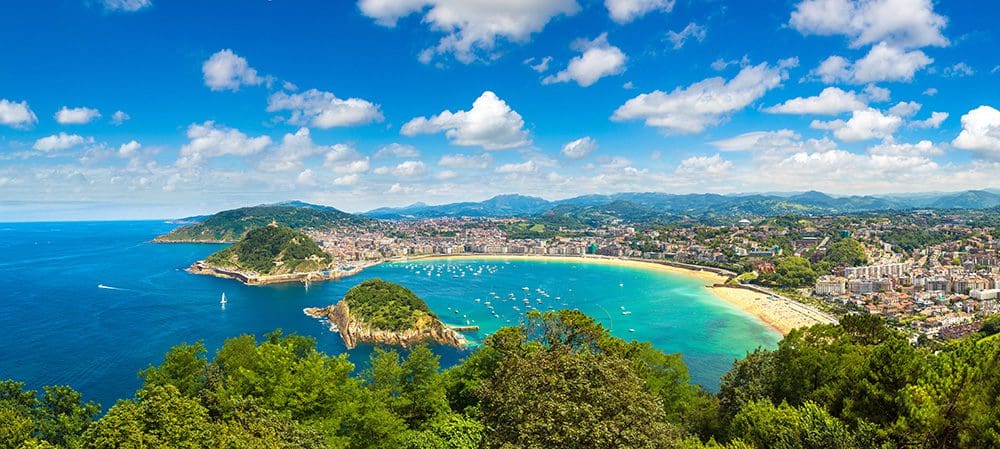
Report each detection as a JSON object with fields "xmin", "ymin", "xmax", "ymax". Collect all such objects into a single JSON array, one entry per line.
[
  {"xmin": 392, "ymin": 254, "xmax": 834, "ymax": 335},
  {"xmin": 187, "ymin": 261, "xmax": 377, "ymax": 286}
]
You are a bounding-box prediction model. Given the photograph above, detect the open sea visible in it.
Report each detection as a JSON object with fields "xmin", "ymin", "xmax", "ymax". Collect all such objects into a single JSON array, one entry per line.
[{"xmin": 0, "ymin": 220, "xmax": 780, "ymax": 409}]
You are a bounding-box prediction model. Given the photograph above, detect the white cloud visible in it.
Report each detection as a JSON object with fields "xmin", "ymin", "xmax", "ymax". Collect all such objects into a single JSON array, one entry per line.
[
  {"xmin": 438, "ymin": 153, "xmax": 492, "ymax": 169},
  {"xmin": 561, "ymin": 137, "xmax": 597, "ymax": 159},
  {"xmin": 322, "ymin": 144, "xmax": 370, "ymax": 174},
  {"xmin": 296, "ymin": 169, "xmax": 318, "ymax": 186},
  {"xmin": 54, "ymin": 106, "xmax": 101, "ymax": 125},
  {"xmin": 359, "ymin": 0, "xmax": 580, "ymax": 63},
  {"xmin": 952, "ymin": 105, "xmax": 1000, "ymax": 156},
  {"xmin": 111, "ymin": 110, "xmax": 130, "ymax": 125},
  {"xmin": 675, "ymin": 154, "xmax": 732, "ymax": 175},
  {"xmin": 922, "ymin": 87, "xmax": 938, "ymax": 96},
  {"xmin": 543, "ymin": 33, "xmax": 626, "ymax": 87},
  {"xmin": 118, "ymin": 140, "xmax": 141, "ymax": 158},
  {"xmin": 667, "ymin": 23, "xmax": 706, "ymax": 49},
  {"xmin": 374, "ymin": 143, "xmax": 420, "ymax": 159},
  {"xmin": 813, "ymin": 42, "xmax": 932, "ymax": 84},
  {"xmin": 764, "ymin": 87, "xmax": 867, "ymax": 115},
  {"xmin": 390, "ymin": 160, "xmax": 428, "ymax": 178},
  {"xmin": 887, "ymin": 101, "xmax": 922, "ymax": 118},
  {"xmin": 267, "ymin": 88, "xmax": 384, "ymax": 128},
  {"xmin": 333, "ymin": 174, "xmax": 360, "ymax": 186},
  {"xmin": 102, "ymin": 0, "xmax": 151, "ymax": 12},
  {"xmin": 943, "ymin": 62, "xmax": 974, "ymax": 78},
  {"xmin": 868, "ymin": 140, "xmax": 942, "ymax": 157},
  {"xmin": 495, "ymin": 160, "xmax": 538, "ymax": 174},
  {"xmin": 789, "ymin": 0, "xmax": 948, "ymax": 49},
  {"xmin": 402, "ymin": 91, "xmax": 530, "ymax": 150},
  {"xmin": 606, "ymin": 0, "xmax": 675, "ymax": 24},
  {"xmin": 911, "ymin": 111, "xmax": 948, "ymax": 129},
  {"xmin": 525, "ymin": 56, "xmax": 552, "ymax": 73},
  {"xmin": 0, "ymin": 99, "xmax": 37, "ymax": 129},
  {"xmin": 202, "ymin": 49, "xmax": 265, "ymax": 92},
  {"xmin": 612, "ymin": 59, "xmax": 796, "ymax": 134},
  {"xmin": 711, "ymin": 129, "xmax": 801, "ymax": 151},
  {"xmin": 176, "ymin": 121, "xmax": 272, "ymax": 167},
  {"xmin": 258, "ymin": 128, "xmax": 328, "ymax": 172},
  {"xmin": 33, "ymin": 133, "xmax": 90, "ymax": 152},
  {"xmin": 863, "ymin": 84, "xmax": 891, "ymax": 102},
  {"xmin": 435, "ymin": 170, "xmax": 459, "ymax": 180},
  {"xmin": 811, "ymin": 107, "xmax": 903, "ymax": 142}
]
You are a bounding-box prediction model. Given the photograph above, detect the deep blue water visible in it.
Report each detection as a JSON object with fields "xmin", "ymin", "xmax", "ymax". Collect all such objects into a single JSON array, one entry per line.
[{"xmin": 0, "ymin": 221, "xmax": 779, "ymax": 409}]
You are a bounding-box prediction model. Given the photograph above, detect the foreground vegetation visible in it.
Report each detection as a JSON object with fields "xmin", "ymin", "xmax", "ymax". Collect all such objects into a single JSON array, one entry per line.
[
  {"xmin": 2, "ymin": 311, "xmax": 999, "ymax": 448},
  {"xmin": 204, "ymin": 225, "xmax": 331, "ymax": 275}
]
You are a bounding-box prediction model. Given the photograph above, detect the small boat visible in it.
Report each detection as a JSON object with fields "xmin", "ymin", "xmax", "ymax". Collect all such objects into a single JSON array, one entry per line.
[
  {"xmin": 220, "ymin": 292, "xmax": 227, "ymax": 305},
  {"xmin": 628, "ymin": 328, "xmax": 635, "ymax": 333},
  {"xmin": 475, "ymin": 298, "xmax": 481, "ymax": 302},
  {"xmin": 522, "ymin": 287, "xmax": 530, "ymax": 291},
  {"xmin": 619, "ymin": 282, "xmax": 624, "ymax": 287},
  {"xmin": 622, "ymin": 311, "xmax": 632, "ymax": 316}
]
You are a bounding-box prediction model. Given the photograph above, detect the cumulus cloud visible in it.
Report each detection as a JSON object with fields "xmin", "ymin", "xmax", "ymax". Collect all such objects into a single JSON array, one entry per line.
[
  {"xmin": 524, "ymin": 56, "xmax": 552, "ymax": 73},
  {"xmin": 33, "ymin": 133, "xmax": 91, "ymax": 152},
  {"xmin": 561, "ymin": 137, "xmax": 597, "ymax": 159},
  {"xmin": 118, "ymin": 140, "xmax": 141, "ymax": 158},
  {"xmin": 910, "ymin": 111, "xmax": 948, "ymax": 129},
  {"xmin": 813, "ymin": 42, "xmax": 932, "ymax": 84},
  {"xmin": 789, "ymin": 0, "xmax": 948, "ymax": 49},
  {"xmin": 675, "ymin": 154, "xmax": 732, "ymax": 175},
  {"xmin": 176, "ymin": 121, "xmax": 272, "ymax": 167},
  {"xmin": 258, "ymin": 128, "xmax": 330, "ymax": 172},
  {"xmin": 374, "ymin": 143, "xmax": 420, "ymax": 159},
  {"xmin": 102, "ymin": 0, "xmax": 152, "ymax": 12},
  {"xmin": 358, "ymin": 0, "xmax": 580, "ymax": 63},
  {"xmin": 811, "ymin": 107, "xmax": 903, "ymax": 142},
  {"xmin": 543, "ymin": 33, "xmax": 626, "ymax": 87},
  {"xmin": 333, "ymin": 174, "xmax": 360, "ymax": 186},
  {"xmin": 863, "ymin": 84, "xmax": 891, "ymax": 102},
  {"xmin": 612, "ymin": 59, "xmax": 796, "ymax": 134},
  {"xmin": 495, "ymin": 160, "xmax": 539, "ymax": 174},
  {"xmin": 111, "ymin": 110, "xmax": 130, "ymax": 125},
  {"xmin": 943, "ymin": 62, "xmax": 974, "ymax": 78},
  {"xmin": 0, "ymin": 99, "xmax": 37, "ymax": 129},
  {"xmin": 666, "ymin": 22, "xmax": 706, "ymax": 49},
  {"xmin": 952, "ymin": 105, "xmax": 1000, "ymax": 156},
  {"xmin": 55, "ymin": 106, "xmax": 101, "ymax": 125},
  {"xmin": 267, "ymin": 88, "xmax": 384, "ymax": 128},
  {"xmin": 401, "ymin": 91, "xmax": 530, "ymax": 150},
  {"xmin": 764, "ymin": 87, "xmax": 867, "ymax": 115},
  {"xmin": 887, "ymin": 101, "xmax": 922, "ymax": 118},
  {"xmin": 202, "ymin": 49, "xmax": 266, "ymax": 92},
  {"xmin": 868, "ymin": 140, "xmax": 942, "ymax": 157},
  {"xmin": 606, "ymin": 0, "xmax": 675, "ymax": 24},
  {"xmin": 438, "ymin": 153, "xmax": 492, "ymax": 169},
  {"xmin": 322, "ymin": 144, "xmax": 370, "ymax": 174},
  {"xmin": 296, "ymin": 169, "xmax": 318, "ymax": 186},
  {"xmin": 390, "ymin": 160, "xmax": 428, "ymax": 178}
]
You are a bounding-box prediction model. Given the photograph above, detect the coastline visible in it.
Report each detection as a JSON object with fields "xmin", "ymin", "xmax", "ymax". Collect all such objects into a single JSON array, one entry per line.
[
  {"xmin": 393, "ymin": 254, "xmax": 834, "ymax": 335},
  {"xmin": 187, "ymin": 260, "xmax": 377, "ymax": 286}
]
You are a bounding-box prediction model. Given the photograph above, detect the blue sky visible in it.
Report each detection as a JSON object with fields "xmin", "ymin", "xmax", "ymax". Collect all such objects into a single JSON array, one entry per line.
[{"xmin": 1, "ymin": 0, "xmax": 999, "ymax": 220}]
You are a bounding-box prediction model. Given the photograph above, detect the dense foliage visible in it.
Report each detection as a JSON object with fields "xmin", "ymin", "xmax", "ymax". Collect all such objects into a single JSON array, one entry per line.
[
  {"xmin": 824, "ymin": 238, "xmax": 867, "ymax": 267},
  {"xmin": 758, "ymin": 256, "xmax": 817, "ymax": 288},
  {"xmin": 205, "ymin": 225, "xmax": 331, "ymax": 274},
  {"xmin": 343, "ymin": 279, "xmax": 437, "ymax": 332},
  {"xmin": 3, "ymin": 312, "xmax": 1000, "ymax": 448},
  {"xmin": 158, "ymin": 204, "xmax": 368, "ymax": 242}
]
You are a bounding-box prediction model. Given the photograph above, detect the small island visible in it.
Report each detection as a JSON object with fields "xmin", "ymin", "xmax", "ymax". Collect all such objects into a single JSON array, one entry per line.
[
  {"xmin": 304, "ymin": 279, "xmax": 467, "ymax": 349},
  {"xmin": 189, "ymin": 224, "xmax": 352, "ymax": 285}
]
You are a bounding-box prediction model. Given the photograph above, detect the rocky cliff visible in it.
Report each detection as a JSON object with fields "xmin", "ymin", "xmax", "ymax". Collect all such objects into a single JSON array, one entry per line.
[{"xmin": 304, "ymin": 300, "xmax": 467, "ymax": 349}]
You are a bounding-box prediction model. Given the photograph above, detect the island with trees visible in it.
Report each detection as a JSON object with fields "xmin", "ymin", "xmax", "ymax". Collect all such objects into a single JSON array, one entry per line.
[
  {"xmin": 188, "ymin": 224, "xmax": 346, "ymax": 285},
  {"xmin": 304, "ymin": 279, "xmax": 467, "ymax": 349}
]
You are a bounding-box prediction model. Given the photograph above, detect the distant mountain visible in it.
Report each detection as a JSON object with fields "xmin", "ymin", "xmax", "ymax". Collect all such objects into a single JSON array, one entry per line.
[
  {"xmin": 930, "ymin": 190, "xmax": 1000, "ymax": 209},
  {"xmin": 365, "ymin": 194, "xmax": 551, "ymax": 219},
  {"xmin": 157, "ymin": 201, "xmax": 370, "ymax": 242}
]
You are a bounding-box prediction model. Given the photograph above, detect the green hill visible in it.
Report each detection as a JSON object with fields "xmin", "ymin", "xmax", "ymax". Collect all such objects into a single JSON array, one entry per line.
[
  {"xmin": 157, "ymin": 202, "xmax": 369, "ymax": 242},
  {"xmin": 203, "ymin": 225, "xmax": 331, "ymax": 275},
  {"xmin": 343, "ymin": 279, "xmax": 437, "ymax": 332}
]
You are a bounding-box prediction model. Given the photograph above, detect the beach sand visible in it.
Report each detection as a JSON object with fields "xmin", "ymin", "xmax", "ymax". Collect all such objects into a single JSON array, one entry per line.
[
  {"xmin": 708, "ymin": 286, "xmax": 837, "ymax": 335},
  {"xmin": 404, "ymin": 254, "xmax": 834, "ymax": 335}
]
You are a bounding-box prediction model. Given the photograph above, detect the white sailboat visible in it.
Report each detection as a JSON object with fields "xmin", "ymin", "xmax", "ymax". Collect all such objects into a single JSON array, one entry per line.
[{"xmin": 220, "ymin": 292, "xmax": 227, "ymax": 306}]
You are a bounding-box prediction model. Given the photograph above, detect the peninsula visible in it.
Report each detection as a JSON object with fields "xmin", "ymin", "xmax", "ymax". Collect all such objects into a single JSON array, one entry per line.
[
  {"xmin": 188, "ymin": 224, "xmax": 352, "ymax": 285},
  {"xmin": 156, "ymin": 201, "xmax": 369, "ymax": 242},
  {"xmin": 304, "ymin": 279, "xmax": 467, "ymax": 349}
]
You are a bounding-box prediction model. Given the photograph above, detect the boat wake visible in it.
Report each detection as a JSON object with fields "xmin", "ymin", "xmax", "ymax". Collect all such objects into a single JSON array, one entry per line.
[{"xmin": 97, "ymin": 284, "xmax": 129, "ymax": 291}]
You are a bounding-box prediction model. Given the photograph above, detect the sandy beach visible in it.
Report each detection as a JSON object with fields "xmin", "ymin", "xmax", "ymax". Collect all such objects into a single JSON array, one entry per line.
[
  {"xmin": 402, "ymin": 254, "xmax": 835, "ymax": 335},
  {"xmin": 708, "ymin": 286, "xmax": 837, "ymax": 334}
]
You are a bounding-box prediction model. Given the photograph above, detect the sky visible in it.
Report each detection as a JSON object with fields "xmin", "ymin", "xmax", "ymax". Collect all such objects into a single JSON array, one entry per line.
[{"xmin": 1, "ymin": 0, "xmax": 999, "ymax": 220}]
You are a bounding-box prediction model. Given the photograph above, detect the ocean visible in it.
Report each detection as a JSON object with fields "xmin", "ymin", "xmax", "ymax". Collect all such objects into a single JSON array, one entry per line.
[{"xmin": 0, "ymin": 220, "xmax": 780, "ymax": 409}]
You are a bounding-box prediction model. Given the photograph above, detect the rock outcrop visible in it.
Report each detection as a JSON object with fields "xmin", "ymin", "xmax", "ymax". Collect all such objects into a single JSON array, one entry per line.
[{"xmin": 304, "ymin": 300, "xmax": 467, "ymax": 349}]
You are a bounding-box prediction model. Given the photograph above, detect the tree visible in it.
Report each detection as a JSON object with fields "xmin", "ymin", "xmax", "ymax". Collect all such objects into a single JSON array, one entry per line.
[
  {"xmin": 824, "ymin": 238, "xmax": 867, "ymax": 267},
  {"xmin": 764, "ymin": 257, "xmax": 817, "ymax": 288},
  {"xmin": 140, "ymin": 342, "xmax": 208, "ymax": 398}
]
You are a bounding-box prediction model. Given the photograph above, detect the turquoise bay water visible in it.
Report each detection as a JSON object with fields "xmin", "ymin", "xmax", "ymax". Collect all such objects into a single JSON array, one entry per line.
[{"xmin": 0, "ymin": 221, "xmax": 780, "ymax": 409}]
